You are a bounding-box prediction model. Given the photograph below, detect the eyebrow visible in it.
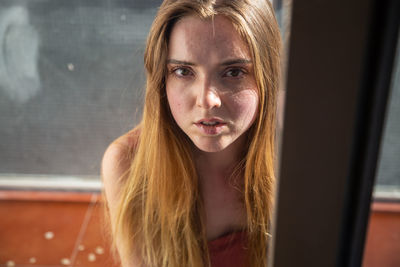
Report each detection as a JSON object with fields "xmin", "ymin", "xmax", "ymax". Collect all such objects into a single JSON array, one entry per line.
[
  {"xmin": 220, "ymin": 59, "xmax": 252, "ymax": 66},
  {"xmin": 167, "ymin": 59, "xmax": 195, "ymax": 66},
  {"xmin": 166, "ymin": 58, "xmax": 252, "ymax": 66}
]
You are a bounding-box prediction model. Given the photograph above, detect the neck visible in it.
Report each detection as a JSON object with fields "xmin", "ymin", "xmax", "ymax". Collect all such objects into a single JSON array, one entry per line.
[{"xmin": 193, "ymin": 134, "xmax": 248, "ymax": 180}]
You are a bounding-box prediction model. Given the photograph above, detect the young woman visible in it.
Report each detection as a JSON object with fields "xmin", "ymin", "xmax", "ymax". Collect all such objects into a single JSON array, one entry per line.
[{"xmin": 102, "ymin": 0, "xmax": 281, "ymax": 266}]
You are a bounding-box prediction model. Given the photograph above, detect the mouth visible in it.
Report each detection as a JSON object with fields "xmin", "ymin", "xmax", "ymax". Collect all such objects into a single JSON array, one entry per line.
[
  {"xmin": 194, "ymin": 118, "xmax": 226, "ymax": 135},
  {"xmin": 195, "ymin": 118, "xmax": 225, "ymax": 125},
  {"xmin": 199, "ymin": 121, "xmax": 222, "ymax": 126}
]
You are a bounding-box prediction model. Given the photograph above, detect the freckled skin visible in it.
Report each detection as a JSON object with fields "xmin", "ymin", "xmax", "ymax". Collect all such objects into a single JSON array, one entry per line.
[{"xmin": 166, "ymin": 15, "xmax": 259, "ymax": 153}]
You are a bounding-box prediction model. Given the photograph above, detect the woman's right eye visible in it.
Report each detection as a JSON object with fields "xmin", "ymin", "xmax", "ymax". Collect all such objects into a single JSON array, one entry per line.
[{"xmin": 171, "ymin": 67, "xmax": 193, "ymax": 77}]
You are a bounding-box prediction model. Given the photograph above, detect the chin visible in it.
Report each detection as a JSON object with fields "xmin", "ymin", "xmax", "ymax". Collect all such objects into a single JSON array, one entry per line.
[
  {"xmin": 196, "ymin": 145, "xmax": 225, "ymax": 153},
  {"xmin": 191, "ymin": 137, "xmax": 229, "ymax": 153}
]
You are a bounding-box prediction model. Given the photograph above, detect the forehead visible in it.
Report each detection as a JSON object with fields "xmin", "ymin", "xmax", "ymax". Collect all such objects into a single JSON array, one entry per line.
[{"xmin": 168, "ymin": 15, "xmax": 250, "ymax": 63}]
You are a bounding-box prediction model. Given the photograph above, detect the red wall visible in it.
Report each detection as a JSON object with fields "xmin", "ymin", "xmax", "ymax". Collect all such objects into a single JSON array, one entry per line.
[
  {"xmin": 363, "ymin": 202, "xmax": 400, "ymax": 267},
  {"xmin": 0, "ymin": 190, "xmax": 398, "ymax": 267}
]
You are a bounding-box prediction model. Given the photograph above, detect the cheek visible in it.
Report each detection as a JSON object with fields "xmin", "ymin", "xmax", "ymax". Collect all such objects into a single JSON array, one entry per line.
[
  {"xmin": 231, "ymin": 89, "xmax": 259, "ymax": 123},
  {"xmin": 167, "ymin": 92, "xmax": 180, "ymax": 111},
  {"xmin": 166, "ymin": 85, "xmax": 187, "ymax": 122}
]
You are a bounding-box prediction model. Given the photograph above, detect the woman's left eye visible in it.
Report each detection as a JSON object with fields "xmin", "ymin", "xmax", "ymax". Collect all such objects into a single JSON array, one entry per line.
[{"xmin": 224, "ymin": 68, "xmax": 245, "ymax": 78}]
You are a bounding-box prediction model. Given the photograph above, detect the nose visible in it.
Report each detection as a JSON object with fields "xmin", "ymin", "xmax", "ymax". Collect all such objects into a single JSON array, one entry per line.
[{"xmin": 196, "ymin": 76, "xmax": 221, "ymax": 109}]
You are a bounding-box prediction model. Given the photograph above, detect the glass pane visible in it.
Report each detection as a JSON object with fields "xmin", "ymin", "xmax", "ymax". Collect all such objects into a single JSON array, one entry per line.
[
  {"xmin": 273, "ymin": 0, "xmax": 292, "ymax": 165},
  {"xmin": 373, "ymin": 31, "xmax": 400, "ymax": 198},
  {"xmin": 0, "ymin": 0, "xmax": 162, "ymax": 184}
]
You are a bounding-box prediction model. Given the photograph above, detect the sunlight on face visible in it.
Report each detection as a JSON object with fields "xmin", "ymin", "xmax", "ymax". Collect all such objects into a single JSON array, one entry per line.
[{"xmin": 166, "ymin": 15, "xmax": 259, "ymax": 153}]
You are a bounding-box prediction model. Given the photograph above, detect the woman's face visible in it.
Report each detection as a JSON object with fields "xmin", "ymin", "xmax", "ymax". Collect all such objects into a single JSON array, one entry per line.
[{"xmin": 166, "ymin": 15, "xmax": 259, "ymax": 153}]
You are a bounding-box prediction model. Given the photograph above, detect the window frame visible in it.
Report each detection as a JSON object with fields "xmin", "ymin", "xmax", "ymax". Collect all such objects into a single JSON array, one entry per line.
[{"xmin": 269, "ymin": 0, "xmax": 400, "ymax": 266}]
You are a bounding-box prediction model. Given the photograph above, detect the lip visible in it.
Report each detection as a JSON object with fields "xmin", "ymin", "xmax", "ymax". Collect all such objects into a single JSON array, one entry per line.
[
  {"xmin": 194, "ymin": 118, "xmax": 226, "ymax": 135},
  {"xmin": 195, "ymin": 117, "xmax": 225, "ymax": 124}
]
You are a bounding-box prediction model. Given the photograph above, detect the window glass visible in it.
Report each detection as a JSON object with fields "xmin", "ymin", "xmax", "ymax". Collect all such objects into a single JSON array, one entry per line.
[
  {"xmin": 273, "ymin": 0, "xmax": 292, "ymax": 172},
  {"xmin": 0, "ymin": 0, "xmax": 162, "ymax": 183},
  {"xmin": 374, "ymin": 31, "xmax": 400, "ymax": 199}
]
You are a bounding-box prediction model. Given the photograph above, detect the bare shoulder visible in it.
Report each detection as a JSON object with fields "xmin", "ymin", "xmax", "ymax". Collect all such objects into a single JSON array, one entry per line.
[
  {"xmin": 101, "ymin": 127, "xmax": 144, "ymax": 266},
  {"xmin": 101, "ymin": 127, "xmax": 141, "ymax": 209}
]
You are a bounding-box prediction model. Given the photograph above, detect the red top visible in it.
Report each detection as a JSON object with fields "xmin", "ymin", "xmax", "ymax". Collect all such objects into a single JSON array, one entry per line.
[{"xmin": 208, "ymin": 231, "xmax": 248, "ymax": 267}]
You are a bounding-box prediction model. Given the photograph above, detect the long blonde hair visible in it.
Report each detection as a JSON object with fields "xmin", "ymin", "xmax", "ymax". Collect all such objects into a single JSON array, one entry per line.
[{"xmin": 111, "ymin": 0, "xmax": 281, "ymax": 266}]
